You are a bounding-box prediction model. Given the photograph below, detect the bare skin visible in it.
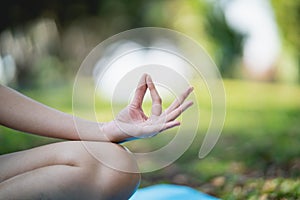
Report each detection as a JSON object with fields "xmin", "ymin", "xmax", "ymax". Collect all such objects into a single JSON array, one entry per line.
[{"xmin": 0, "ymin": 74, "xmax": 193, "ymax": 200}]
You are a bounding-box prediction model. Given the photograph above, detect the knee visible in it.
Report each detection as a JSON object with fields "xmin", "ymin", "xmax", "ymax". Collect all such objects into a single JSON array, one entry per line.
[
  {"xmin": 89, "ymin": 142, "xmax": 141, "ymax": 199},
  {"xmin": 60, "ymin": 141, "xmax": 140, "ymax": 199},
  {"xmin": 99, "ymin": 164, "xmax": 141, "ymax": 200}
]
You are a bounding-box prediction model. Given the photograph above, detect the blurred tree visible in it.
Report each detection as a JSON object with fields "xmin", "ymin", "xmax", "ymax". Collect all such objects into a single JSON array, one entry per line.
[
  {"xmin": 271, "ymin": 0, "xmax": 300, "ymax": 55},
  {"xmin": 0, "ymin": 0, "xmax": 103, "ymax": 88},
  {"xmin": 0, "ymin": 0, "xmax": 153, "ymax": 88},
  {"xmin": 204, "ymin": 4, "xmax": 244, "ymax": 78},
  {"xmin": 271, "ymin": 0, "xmax": 300, "ymax": 83},
  {"xmin": 0, "ymin": 0, "xmax": 247, "ymax": 87},
  {"xmin": 0, "ymin": 0, "xmax": 101, "ymax": 32}
]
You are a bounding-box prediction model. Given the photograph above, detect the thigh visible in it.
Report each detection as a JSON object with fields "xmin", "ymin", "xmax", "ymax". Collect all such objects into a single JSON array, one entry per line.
[
  {"xmin": 0, "ymin": 141, "xmax": 84, "ymax": 182},
  {"xmin": 0, "ymin": 164, "xmax": 96, "ymax": 200}
]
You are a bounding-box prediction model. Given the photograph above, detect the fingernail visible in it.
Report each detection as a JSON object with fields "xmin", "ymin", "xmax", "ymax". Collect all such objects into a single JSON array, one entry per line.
[
  {"xmin": 187, "ymin": 86, "xmax": 194, "ymax": 92},
  {"xmin": 147, "ymin": 75, "xmax": 153, "ymax": 82}
]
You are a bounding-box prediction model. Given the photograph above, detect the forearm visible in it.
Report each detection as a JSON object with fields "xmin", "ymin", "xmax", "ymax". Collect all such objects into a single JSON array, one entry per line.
[{"xmin": 0, "ymin": 85, "xmax": 110, "ymax": 142}]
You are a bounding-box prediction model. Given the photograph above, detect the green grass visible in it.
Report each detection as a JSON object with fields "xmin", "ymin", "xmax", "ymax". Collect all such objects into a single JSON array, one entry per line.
[{"xmin": 1, "ymin": 79, "xmax": 300, "ymax": 199}]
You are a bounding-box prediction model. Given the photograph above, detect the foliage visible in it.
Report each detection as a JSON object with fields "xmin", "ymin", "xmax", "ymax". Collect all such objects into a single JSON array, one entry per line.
[
  {"xmin": 271, "ymin": 0, "xmax": 300, "ymax": 54},
  {"xmin": 0, "ymin": 0, "xmax": 245, "ymax": 89},
  {"xmin": 204, "ymin": 4, "xmax": 244, "ymax": 78},
  {"xmin": 271, "ymin": 0, "xmax": 300, "ymax": 83}
]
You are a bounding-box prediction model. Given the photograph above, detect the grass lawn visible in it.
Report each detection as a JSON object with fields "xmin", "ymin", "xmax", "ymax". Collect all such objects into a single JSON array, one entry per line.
[{"xmin": 1, "ymin": 79, "xmax": 300, "ymax": 199}]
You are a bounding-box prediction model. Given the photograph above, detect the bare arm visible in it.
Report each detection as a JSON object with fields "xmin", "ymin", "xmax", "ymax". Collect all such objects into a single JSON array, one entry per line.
[
  {"xmin": 0, "ymin": 74, "xmax": 193, "ymax": 143},
  {"xmin": 0, "ymin": 84, "xmax": 106, "ymax": 141}
]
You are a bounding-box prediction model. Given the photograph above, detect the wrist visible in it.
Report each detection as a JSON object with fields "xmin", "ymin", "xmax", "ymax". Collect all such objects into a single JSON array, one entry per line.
[{"xmin": 101, "ymin": 121, "xmax": 130, "ymax": 143}]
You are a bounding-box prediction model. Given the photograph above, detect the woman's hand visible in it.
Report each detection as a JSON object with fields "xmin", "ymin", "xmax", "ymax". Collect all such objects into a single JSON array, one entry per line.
[{"xmin": 102, "ymin": 74, "xmax": 194, "ymax": 143}]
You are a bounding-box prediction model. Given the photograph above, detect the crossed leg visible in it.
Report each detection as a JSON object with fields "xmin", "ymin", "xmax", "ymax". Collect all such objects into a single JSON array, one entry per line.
[{"xmin": 0, "ymin": 141, "xmax": 140, "ymax": 200}]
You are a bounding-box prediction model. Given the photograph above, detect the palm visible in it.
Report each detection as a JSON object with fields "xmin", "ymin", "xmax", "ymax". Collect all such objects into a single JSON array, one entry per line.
[{"xmin": 118, "ymin": 107, "xmax": 147, "ymax": 124}]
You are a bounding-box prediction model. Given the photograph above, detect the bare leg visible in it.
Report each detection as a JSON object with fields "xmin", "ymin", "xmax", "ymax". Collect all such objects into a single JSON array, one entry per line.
[{"xmin": 0, "ymin": 141, "xmax": 140, "ymax": 200}]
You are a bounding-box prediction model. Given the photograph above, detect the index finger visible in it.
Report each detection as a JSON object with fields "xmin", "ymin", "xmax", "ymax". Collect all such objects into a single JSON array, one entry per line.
[
  {"xmin": 146, "ymin": 75, "xmax": 162, "ymax": 116},
  {"xmin": 130, "ymin": 74, "xmax": 148, "ymax": 108}
]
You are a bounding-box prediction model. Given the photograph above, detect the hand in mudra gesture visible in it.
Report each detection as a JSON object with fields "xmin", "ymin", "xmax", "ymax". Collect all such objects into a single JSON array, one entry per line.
[{"xmin": 103, "ymin": 74, "xmax": 194, "ymax": 142}]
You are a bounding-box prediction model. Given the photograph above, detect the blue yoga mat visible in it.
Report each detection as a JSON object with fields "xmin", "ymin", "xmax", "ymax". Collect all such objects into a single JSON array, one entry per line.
[{"xmin": 129, "ymin": 184, "xmax": 219, "ymax": 200}]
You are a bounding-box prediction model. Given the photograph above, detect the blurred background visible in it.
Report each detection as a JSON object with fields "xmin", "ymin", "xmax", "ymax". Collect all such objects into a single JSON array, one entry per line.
[{"xmin": 0, "ymin": 0, "xmax": 299, "ymax": 199}]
